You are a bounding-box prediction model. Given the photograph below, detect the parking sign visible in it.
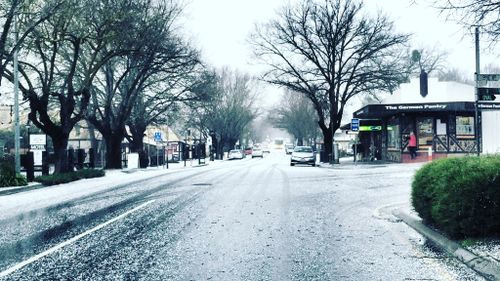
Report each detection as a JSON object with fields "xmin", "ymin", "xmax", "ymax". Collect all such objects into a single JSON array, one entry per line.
[
  {"xmin": 154, "ymin": 131, "xmax": 162, "ymax": 142},
  {"xmin": 351, "ymin": 118, "xmax": 360, "ymax": 132}
]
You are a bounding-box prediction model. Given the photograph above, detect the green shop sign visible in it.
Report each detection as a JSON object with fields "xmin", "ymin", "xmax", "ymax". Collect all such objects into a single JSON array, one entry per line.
[{"xmin": 359, "ymin": 126, "xmax": 382, "ymax": 132}]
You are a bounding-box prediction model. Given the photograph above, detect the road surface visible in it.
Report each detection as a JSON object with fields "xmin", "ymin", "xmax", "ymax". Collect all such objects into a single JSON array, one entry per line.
[{"xmin": 0, "ymin": 152, "xmax": 484, "ymax": 280}]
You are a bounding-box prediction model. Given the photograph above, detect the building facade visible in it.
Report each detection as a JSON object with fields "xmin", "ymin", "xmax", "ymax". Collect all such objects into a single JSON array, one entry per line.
[{"xmin": 351, "ymin": 78, "xmax": 500, "ymax": 163}]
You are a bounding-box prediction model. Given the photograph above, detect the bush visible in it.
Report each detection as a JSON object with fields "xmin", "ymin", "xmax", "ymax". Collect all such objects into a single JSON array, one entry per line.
[
  {"xmin": 412, "ymin": 156, "xmax": 500, "ymax": 238},
  {"xmin": 0, "ymin": 155, "xmax": 28, "ymax": 187},
  {"xmin": 35, "ymin": 168, "xmax": 105, "ymax": 186}
]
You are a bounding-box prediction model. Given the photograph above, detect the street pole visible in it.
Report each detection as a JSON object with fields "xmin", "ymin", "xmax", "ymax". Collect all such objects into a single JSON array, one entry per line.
[
  {"xmin": 474, "ymin": 26, "xmax": 480, "ymax": 156},
  {"xmin": 13, "ymin": 14, "xmax": 20, "ymax": 173},
  {"xmin": 166, "ymin": 122, "xmax": 169, "ymax": 169},
  {"xmin": 156, "ymin": 143, "xmax": 159, "ymax": 168},
  {"xmin": 330, "ymin": 125, "xmax": 334, "ymax": 164}
]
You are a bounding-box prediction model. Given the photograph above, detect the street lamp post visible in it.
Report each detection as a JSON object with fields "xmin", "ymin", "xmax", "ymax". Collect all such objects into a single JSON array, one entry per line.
[{"xmin": 13, "ymin": 13, "xmax": 21, "ymax": 173}]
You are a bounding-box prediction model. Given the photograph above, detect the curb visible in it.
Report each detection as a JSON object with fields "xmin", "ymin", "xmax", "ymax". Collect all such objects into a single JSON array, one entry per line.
[
  {"xmin": 393, "ymin": 209, "xmax": 500, "ymax": 281},
  {"xmin": 0, "ymin": 183, "xmax": 44, "ymax": 196}
]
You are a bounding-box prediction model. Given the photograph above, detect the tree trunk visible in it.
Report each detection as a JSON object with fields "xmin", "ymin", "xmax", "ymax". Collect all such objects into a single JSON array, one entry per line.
[
  {"xmin": 321, "ymin": 127, "xmax": 332, "ymax": 162},
  {"xmin": 52, "ymin": 136, "xmax": 71, "ymax": 173},
  {"xmin": 297, "ymin": 137, "xmax": 304, "ymax": 146},
  {"xmin": 104, "ymin": 135, "xmax": 124, "ymax": 169}
]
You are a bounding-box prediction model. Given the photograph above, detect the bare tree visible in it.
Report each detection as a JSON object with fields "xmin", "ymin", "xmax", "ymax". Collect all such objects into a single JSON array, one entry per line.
[
  {"xmin": 431, "ymin": 0, "xmax": 500, "ymax": 42},
  {"xmin": 250, "ymin": 0, "xmax": 410, "ymax": 159},
  {"xmin": 190, "ymin": 68, "xmax": 258, "ymax": 159},
  {"xmin": 125, "ymin": 56, "xmax": 204, "ymax": 168},
  {"xmin": 0, "ymin": 0, "xmax": 62, "ymax": 88},
  {"xmin": 86, "ymin": 0, "xmax": 191, "ymax": 169},
  {"xmin": 438, "ymin": 67, "xmax": 474, "ymax": 84},
  {"xmin": 269, "ymin": 92, "xmax": 319, "ymax": 146},
  {"xmin": 2, "ymin": 0, "xmax": 137, "ymax": 173},
  {"xmin": 408, "ymin": 46, "xmax": 448, "ymax": 76}
]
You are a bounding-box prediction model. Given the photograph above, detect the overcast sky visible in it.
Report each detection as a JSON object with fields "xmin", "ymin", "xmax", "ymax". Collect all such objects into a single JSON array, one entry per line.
[{"xmin": 183, "ymin": 0, "xmax": 498, "ymax": 76}]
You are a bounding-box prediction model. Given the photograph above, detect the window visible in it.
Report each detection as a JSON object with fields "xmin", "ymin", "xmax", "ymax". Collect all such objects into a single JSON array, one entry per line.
[
  {"xmin": 456, "ymin": 116, "xmax": 474, "ymax": 136},
  {"xmin": 387, "ymin": 124, "xmax": 400, "ymax": 149},
  {"xmin": 417, "ymin": 118, "xmax": 434, "ymax": 147}
]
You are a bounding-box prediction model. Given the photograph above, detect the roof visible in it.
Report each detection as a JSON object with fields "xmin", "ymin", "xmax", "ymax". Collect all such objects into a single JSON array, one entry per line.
[
  {"xmin": 382, "ymin": 78, "xmax": 475, "ymax": 104},
  {"xmin": 353, "ymin": 78, "xmax": 477, "ymax": 119}
]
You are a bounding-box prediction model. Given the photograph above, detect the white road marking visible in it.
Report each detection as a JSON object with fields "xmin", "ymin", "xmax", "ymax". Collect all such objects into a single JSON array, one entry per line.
[{"xmin": 0, "ymin": 199, "xmax": 155, "ymax": 278}]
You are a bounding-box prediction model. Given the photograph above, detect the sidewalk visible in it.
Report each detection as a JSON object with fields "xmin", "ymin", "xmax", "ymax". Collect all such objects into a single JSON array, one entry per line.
[
  {"xmin": 0, "ymin": 158, "xmax": 216, "ymax": 196},
  {"xmin": 392, "ymin": 204, "xmax": 500, "ymax": 280},
  {"xmin": 0, "ymin": 159, "xmax": 222, "ymax": 220},
  {"xmin": 317, "ymin": 157, "xmax": 393, "ymax": 168}
]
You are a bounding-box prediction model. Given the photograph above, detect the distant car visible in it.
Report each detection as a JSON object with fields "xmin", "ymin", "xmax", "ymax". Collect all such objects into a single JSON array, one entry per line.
[
  {"xmin": 290, "ymin": 146, "xmax": 316, "ymax": 167},
  {"xmin": 228, "ymin": 149, "xmax": 244, "ymax": 160},
  {"xmin": 262, "ymin": 144, "xmax": 270, "ymax": 153},
  {"xmin": 252, "ymin": 148, "xmax": 263, "ymax": 158},
  {"xmin": 244, "ymin": 147, "xmax": 253, "ymax": 155},
  {"xmin": 285, "ymin": 144, "xmax": 294, "ymax": 154}
]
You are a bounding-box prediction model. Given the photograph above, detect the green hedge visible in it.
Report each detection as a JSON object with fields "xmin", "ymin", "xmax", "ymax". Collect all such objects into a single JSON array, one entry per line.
[
  {"xmin": 412, "ymin": 156, "xmax": 500, "ymax": 238},
  {"xmin": 0, "ymin": 155, "xmax": 27, "ymax": 187},
  {"xmin": 35, "ymin": 169, "xmax": 105, "ymax": 186}
]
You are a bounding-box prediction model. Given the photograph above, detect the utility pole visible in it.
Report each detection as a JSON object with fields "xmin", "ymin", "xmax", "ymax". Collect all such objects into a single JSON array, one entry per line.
[
  {"xmin": 474, "ymin": 27, "xmax": 480, "ymax": 156},
  {"xmin": 13, "ymin": 13, "xmax": 20, "ymax": 173}
]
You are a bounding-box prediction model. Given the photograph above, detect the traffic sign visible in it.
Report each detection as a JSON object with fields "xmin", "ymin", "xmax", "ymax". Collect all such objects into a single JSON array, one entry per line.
[
  {"xmin": 477, "ymin": 74, "xmax": 500, "ymax": 81},
  {"xmin": 351, "ymin": 118, "xmax": 359, "ymax": 132},
  {"xmin": 478, "ymin": 88, "xmax": 500, "ymax": 101}
]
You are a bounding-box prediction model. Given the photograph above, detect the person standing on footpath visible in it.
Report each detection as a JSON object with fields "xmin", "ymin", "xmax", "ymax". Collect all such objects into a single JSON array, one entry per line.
[{"xmin": 408, "ymin": 131, "xmax": 417, "ymax": 159}]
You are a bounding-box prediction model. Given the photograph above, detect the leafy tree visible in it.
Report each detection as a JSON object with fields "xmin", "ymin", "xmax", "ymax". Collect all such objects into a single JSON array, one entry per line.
[{"xmin": 250, "ymin": 0, "xmax": 409, "ymax": 159}]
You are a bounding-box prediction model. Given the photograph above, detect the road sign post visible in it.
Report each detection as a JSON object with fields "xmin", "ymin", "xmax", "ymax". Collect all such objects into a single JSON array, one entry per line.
[
  {"xmin": 478, "ymin": 87, "xmax": 500, "ymax": 101},
  {"xmin": 351, "ymin": 118, "xmax": 359, "ymax": 132}
]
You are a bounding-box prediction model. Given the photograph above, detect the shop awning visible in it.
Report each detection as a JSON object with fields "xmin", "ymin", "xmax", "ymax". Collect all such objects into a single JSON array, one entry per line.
[{"xmin": 353, "ymin": 102, "xmax": 477, "ymax": 119}]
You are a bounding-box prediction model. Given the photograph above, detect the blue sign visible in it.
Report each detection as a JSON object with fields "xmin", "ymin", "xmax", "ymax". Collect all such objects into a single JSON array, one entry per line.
[
  {"xmin": 351, "ymin": 118, "xmax": 360, "ymax": 132},
  {"xmin": 154, "ymin": 131, "xmax": 162, "ymax": 142}
]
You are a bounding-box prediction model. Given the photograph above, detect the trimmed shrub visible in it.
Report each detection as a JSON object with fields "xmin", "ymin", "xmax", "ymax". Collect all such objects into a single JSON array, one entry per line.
[
  {"xmin": 77, "ymin": 168, "xmax": 105, "ymax": 179},
  {"xmin": 35, "ymin": 168, "xmax": 105, "ymax": 186},
  {"xmin": 412, "ymin": 156, "xmax": 500, "ymax": 238},
  {"xmin": 0, "ymin": 155, "xmax": 28, "ymax": 187}
]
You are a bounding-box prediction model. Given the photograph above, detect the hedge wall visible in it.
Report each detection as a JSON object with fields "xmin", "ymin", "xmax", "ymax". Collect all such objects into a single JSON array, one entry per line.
[
  {"xmin": 35, "ymin": 169, "xmax": 105, "ymax": 186},
  {"xmin": 412, "ymin": 156, "xmax": 500, "ymax": 238},
  {"xmin": 0, "ymin": 155, "xmax": 27, "ymax": 187}
]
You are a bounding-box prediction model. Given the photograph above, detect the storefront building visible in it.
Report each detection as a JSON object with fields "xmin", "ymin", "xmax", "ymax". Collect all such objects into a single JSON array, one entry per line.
[{"xmin": 351, "ymin": 78, "xmax": 500, "ymax": 163}]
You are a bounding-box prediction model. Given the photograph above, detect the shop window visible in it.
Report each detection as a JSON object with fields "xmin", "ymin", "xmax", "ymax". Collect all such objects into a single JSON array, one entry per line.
[
  {"xmin": 387, "ymin": 124, "xmax": 400, "ymax": 149},
  {"xmin": 417, "ymin": 118, "xmax": 433, "ymax": 148},
  {"xmin": 456, "ymin": 116, "xmax": 474, "ymax": 137}
]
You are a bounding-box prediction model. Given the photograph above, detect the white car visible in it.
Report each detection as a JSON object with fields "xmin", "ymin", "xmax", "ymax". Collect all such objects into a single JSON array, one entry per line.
[
  {"xmin": 252, "ymin": 148, "xmax": 264, "ymax": 158},
  {"xmin": 228, "ymin": 149, "xmax": 244, "ymax": 160},
  {"xmin": 290, "ymin": 146, "xmax": 316, "ymax": 166}
]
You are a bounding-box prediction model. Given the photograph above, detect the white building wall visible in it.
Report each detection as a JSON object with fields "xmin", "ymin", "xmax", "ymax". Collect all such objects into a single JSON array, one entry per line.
[{"xmin": 482, "ymin": 111, "xmax": 500, "ymax": 154}]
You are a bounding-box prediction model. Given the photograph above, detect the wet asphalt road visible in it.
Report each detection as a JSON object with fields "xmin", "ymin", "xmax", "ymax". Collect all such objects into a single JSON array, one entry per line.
[{"xmin": 0, "ymin": 152, "xmax": 485, "ymax": 280}]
